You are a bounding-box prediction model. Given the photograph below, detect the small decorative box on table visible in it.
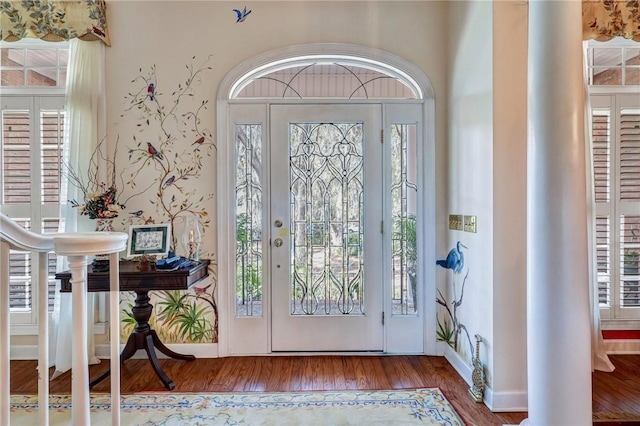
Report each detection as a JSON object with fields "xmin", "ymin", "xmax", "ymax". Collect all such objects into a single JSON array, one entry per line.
[{"xmin": 56, "ymin": 259, "xmax": 211, "ymax": 390}]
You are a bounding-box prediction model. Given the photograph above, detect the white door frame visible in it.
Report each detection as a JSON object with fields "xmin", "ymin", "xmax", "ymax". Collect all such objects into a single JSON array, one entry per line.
[{"xmin": 216, "ymin": 43, "xmax": 437, "ymax": 357}]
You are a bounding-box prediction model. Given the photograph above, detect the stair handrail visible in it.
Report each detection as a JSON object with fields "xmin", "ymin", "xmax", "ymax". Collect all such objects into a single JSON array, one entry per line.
[{"xmin": 1, "ymin": 213, "xmax": 127, "ymax": 426}]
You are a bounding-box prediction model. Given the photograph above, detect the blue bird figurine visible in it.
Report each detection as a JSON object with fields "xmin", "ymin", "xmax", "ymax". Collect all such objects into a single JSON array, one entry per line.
[{"xmin": 436, "ymin": 241, "xmax": 468, "ymax": 273}]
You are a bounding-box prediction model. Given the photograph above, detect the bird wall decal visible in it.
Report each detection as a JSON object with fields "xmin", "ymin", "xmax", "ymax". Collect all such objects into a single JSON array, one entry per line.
[
  {"xmin": 436, "ymin": 241, "xmax": 467, "ymax": 273},
  {"xmin": 163, "ymin": 175, "xmax": 176, "ymax": 188},
  {"xmin": 233, "ymin": 6, "xmax": 251, "ymax": 23},
  {"xmin": 147, "ymin": 142, "xmax": 163, "ymax": 160},
  {"xmin": 147, "ymin": 83, "xmax": 156, "ymax": 101}
]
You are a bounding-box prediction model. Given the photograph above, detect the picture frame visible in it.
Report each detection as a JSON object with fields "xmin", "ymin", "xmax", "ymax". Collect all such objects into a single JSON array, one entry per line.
[{"xmin": 127, "ymin": 224, "xmax": 171, "ymax": 258}]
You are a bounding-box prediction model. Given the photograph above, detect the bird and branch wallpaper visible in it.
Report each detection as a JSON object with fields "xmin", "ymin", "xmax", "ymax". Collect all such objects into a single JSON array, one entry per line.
[
  {"xmin": 436, "ymin": 241, "xmax": 474, "ymax": 364},
  {"xmin": 114, "ymin": 56, "xmax": 219, "ymax": 344}
]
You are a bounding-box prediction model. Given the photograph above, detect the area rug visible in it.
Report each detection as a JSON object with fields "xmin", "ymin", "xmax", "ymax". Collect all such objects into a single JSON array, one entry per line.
[
  {"xmin": 10, "ymin": 388, "xmax": 465, "ymax": 425},
  {"xmin": 593, "ymin": 411, "xmax": 640, "ymax": 423}
]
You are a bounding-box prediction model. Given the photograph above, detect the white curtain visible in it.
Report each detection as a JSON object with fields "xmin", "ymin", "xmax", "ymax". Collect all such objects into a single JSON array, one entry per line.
[
  {"xmin": 583, "ymin": 41, "xmax": 615, "ymax": 373},
  {"xmin": 51, "ymin": 38, "xmax": 106, "ymax": 379}
]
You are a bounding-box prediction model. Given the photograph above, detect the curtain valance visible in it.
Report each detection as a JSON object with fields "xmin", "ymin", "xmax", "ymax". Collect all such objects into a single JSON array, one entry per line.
[
  {"xmin": 0, "ymin": 1, "xmax": 110, "ymax": 46},
  {"xmin": 583, "ymin": 0, "xmax": 640, "ymax": 42}
]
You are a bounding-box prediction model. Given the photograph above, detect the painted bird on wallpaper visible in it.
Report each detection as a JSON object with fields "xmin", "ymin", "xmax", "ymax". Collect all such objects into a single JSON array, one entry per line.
[
  {"xmin": 147, "ymin": 83, "xmax": 156, "ymax": 101},
  {"xmin": 192, "ymin": 136, "xmax": 205, "ymax": 146},
  {"xmin": 163, "ymin": 175, "xmax": 176, "ymax": 188},
  {"xmin": 129, "ymin": 210, "xmax": 144, "ymax": 217},
  {"xmin": 233, "ymin": 6, "xmax": 251, "ymax": 23},
  {"xmin": 436, "ymin": 241, "xmax": 467, "ymax": 273},
  {"xmin": 147, "ymin": 142, "xmax": 163, "ymax": 160}
]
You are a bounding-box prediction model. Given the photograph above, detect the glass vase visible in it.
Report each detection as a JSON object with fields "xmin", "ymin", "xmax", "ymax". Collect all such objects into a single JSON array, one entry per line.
[{"xmin": 175, "ymin": 214, "xmax": 202, "ymax": 260}]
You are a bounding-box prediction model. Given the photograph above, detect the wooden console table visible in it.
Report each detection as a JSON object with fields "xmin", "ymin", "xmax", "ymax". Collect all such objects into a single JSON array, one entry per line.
[{"xmin": 57, "ymin": 259, "xmax": 211, "ymax": 390}]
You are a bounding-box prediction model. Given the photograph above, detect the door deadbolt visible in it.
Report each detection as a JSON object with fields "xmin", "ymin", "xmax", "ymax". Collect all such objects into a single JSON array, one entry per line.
[
  {"xmin": 274, "ymin": 238, "xmax": 283, "ymax": 247},
  {"xmin": 274, "ymin": 219, "xmax": 283, "ymax": 228}
]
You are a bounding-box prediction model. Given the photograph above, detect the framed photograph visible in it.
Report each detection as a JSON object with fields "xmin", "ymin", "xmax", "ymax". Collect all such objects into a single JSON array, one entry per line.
[{"xmin": 127, "ymin": 224, "xmax": 171, "ymax": 258}]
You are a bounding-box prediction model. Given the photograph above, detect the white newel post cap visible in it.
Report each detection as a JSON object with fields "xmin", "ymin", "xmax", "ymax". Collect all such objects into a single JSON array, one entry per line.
[{"xmin": 53, "ymin": 232, "xmax": 128, "ymax": 256}]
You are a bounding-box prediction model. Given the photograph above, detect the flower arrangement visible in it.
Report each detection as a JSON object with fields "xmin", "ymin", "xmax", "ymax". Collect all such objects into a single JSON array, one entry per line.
[
  {"xmin": 66, "ymin": 137, "xmax": 125, "ymax": 220},
  {"xmin": 69, "ymin": 183, "xmax": 121, "ymax": 219}
]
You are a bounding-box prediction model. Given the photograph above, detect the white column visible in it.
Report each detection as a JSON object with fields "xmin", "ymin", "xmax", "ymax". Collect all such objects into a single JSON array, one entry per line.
[
  {"xmin": 68, "ymin": 255, "xmax": 91, "ymax": 426},
  {"xmin": 526, "ymin": 1, "xmax": 592, "ymax": 425}
]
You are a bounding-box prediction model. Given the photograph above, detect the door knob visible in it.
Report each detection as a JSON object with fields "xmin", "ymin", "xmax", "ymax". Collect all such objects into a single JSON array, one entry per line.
[{"xmin": 274, "ymin": 238, "xmax": 283, "ymax": 247}]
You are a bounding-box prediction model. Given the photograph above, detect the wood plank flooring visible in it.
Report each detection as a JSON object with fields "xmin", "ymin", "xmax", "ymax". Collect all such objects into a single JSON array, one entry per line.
[{"xmin": 10, "ymin": 354, "xmax": 640, "ymax": 425}]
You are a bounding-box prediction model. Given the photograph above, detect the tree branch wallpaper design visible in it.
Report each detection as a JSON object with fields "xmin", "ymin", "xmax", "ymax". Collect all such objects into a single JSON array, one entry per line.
[
  {"xmin": 118, "ymin": 56, "xmax": 218, "ymax": 344},
  {"xmin": 436, "ymin": 241, "xmax": 473, "ymax": 362}
]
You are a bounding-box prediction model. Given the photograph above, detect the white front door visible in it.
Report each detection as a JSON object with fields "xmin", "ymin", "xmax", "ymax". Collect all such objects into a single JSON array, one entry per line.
[{"xmin": 270, "ymin": 104, "xmax": 384, "ymax": 351}]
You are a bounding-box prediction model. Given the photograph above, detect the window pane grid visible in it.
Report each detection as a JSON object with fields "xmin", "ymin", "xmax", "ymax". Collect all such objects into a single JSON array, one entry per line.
[
  {"xmin": 1, "ymin": 46, "xmax": 68, "ymax": 87},
  {"xmin": 589, "ymin": 46, "xmax": 640, "ymax": 86}
]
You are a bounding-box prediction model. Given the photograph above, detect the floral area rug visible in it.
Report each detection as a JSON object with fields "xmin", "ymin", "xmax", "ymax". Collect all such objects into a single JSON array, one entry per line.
[{"xmin": 10, "ymin": 388, "xmax": 465, "ymax": 425}]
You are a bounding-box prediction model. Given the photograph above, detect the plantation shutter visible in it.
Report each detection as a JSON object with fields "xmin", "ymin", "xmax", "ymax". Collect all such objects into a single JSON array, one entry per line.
[
  {"xmin": 619, "ymin": 107, "xmax": 640, "ymax": 310},
  {"xmin": 1, "ymin": 97, "xmax": 65, "ymax": 318},
  {"xmin": 1, "ymin": 111, "xmax": 31, "ymax": 204},
  {"xmin": 619, "ymin": 109, "xmax": 640, "ymax": 202},
  {"xmin": 592, "ymin": 109, "xmax": 612, "ymax": 310}
]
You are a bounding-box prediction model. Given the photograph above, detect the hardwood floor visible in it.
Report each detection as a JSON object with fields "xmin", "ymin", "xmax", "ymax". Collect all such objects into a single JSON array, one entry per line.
[{"xmin": 9, "ymin": 354, "xmax": 640, "ymax": 425}]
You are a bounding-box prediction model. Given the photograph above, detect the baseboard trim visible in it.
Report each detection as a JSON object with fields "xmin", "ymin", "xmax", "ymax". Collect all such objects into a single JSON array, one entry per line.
[
  {"xmin": 10, "ymin": 343, "xmax": 218, "ymax": 360},
  {"xmin": 485, "ymin": 389, "xmax": 528, "ymax": 412},
  {"xmin": 444, "ymin": 346, "xmax": 528, "ymax": 412},
  {"xmin": 604, "ymin": 339, "xmax": 640, "ymax": 354},
  {"xmin": 10, "ymin": 345, "xmax": 47, "ymax": 360}
]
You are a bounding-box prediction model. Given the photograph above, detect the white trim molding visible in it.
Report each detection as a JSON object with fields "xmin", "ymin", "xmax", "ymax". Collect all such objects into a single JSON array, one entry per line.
[
  {"xmin": 444, "ymin": 345, "xmax": 528, "ymax": 412},
  {"xmin": 604, "ymin": 339, "xmax": 640, "ymax": 354}
]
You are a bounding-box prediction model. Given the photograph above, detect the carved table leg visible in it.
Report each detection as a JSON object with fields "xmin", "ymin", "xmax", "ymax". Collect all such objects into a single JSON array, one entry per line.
[{"xmin": 90, "ymin": 290, "xmax": 194, "ymax": 390}]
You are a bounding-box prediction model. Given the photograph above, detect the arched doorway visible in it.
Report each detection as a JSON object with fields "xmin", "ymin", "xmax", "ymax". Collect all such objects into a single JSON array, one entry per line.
[{"xmin": 216, "ymin": 44, "xmax": 436, "ymax": 355}]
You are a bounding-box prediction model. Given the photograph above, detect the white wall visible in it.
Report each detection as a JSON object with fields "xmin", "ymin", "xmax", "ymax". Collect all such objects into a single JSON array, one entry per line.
[
  {"xmin": 491, "ymin": 0, "xmax": 528, "ymax": 411},
  {"xmin": 446, "ymin": 0, "xmax": 494, "ymax": 368},
  {"xmin": 446, "ymin": 0, "xmax": 528, "ymax": 411}
]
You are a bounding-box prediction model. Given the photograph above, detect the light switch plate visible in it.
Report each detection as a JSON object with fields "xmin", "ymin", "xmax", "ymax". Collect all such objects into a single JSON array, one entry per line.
[
  {"xmin": 449, "ymin": 214, "xmax": 463, "ymax": 231},
  {"xmin": 463, "ymin": 215, "xmax": 477, "ymax": 233}
]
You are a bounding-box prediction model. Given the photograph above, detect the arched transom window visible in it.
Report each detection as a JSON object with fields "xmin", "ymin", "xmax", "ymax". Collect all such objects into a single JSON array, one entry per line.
[{"xmin": 230, "ymin": 56, "xmax": 422, "ymax": 99}]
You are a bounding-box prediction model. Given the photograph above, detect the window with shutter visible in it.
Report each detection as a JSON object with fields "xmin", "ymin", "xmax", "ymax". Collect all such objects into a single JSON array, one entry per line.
[
  {"xmin": 590, "ymin": 93, "xmax": 640, "ymax": 322},
  {"xmin": 619, "ymin": 109, "xmax": 640, "ymax": 311},
  {"xmin": 1, "ymin": 41, "xmax": 67, "ymax": 328},
  {"xmin": 1, "ymin": 101, "xmax": 65, "ymax": 324}
]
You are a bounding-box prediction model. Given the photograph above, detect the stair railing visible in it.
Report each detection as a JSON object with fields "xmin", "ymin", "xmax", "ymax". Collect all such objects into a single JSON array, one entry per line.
[{"xmin": 1, "ymin": 213, "xmax": 127, "ymax": 426}]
